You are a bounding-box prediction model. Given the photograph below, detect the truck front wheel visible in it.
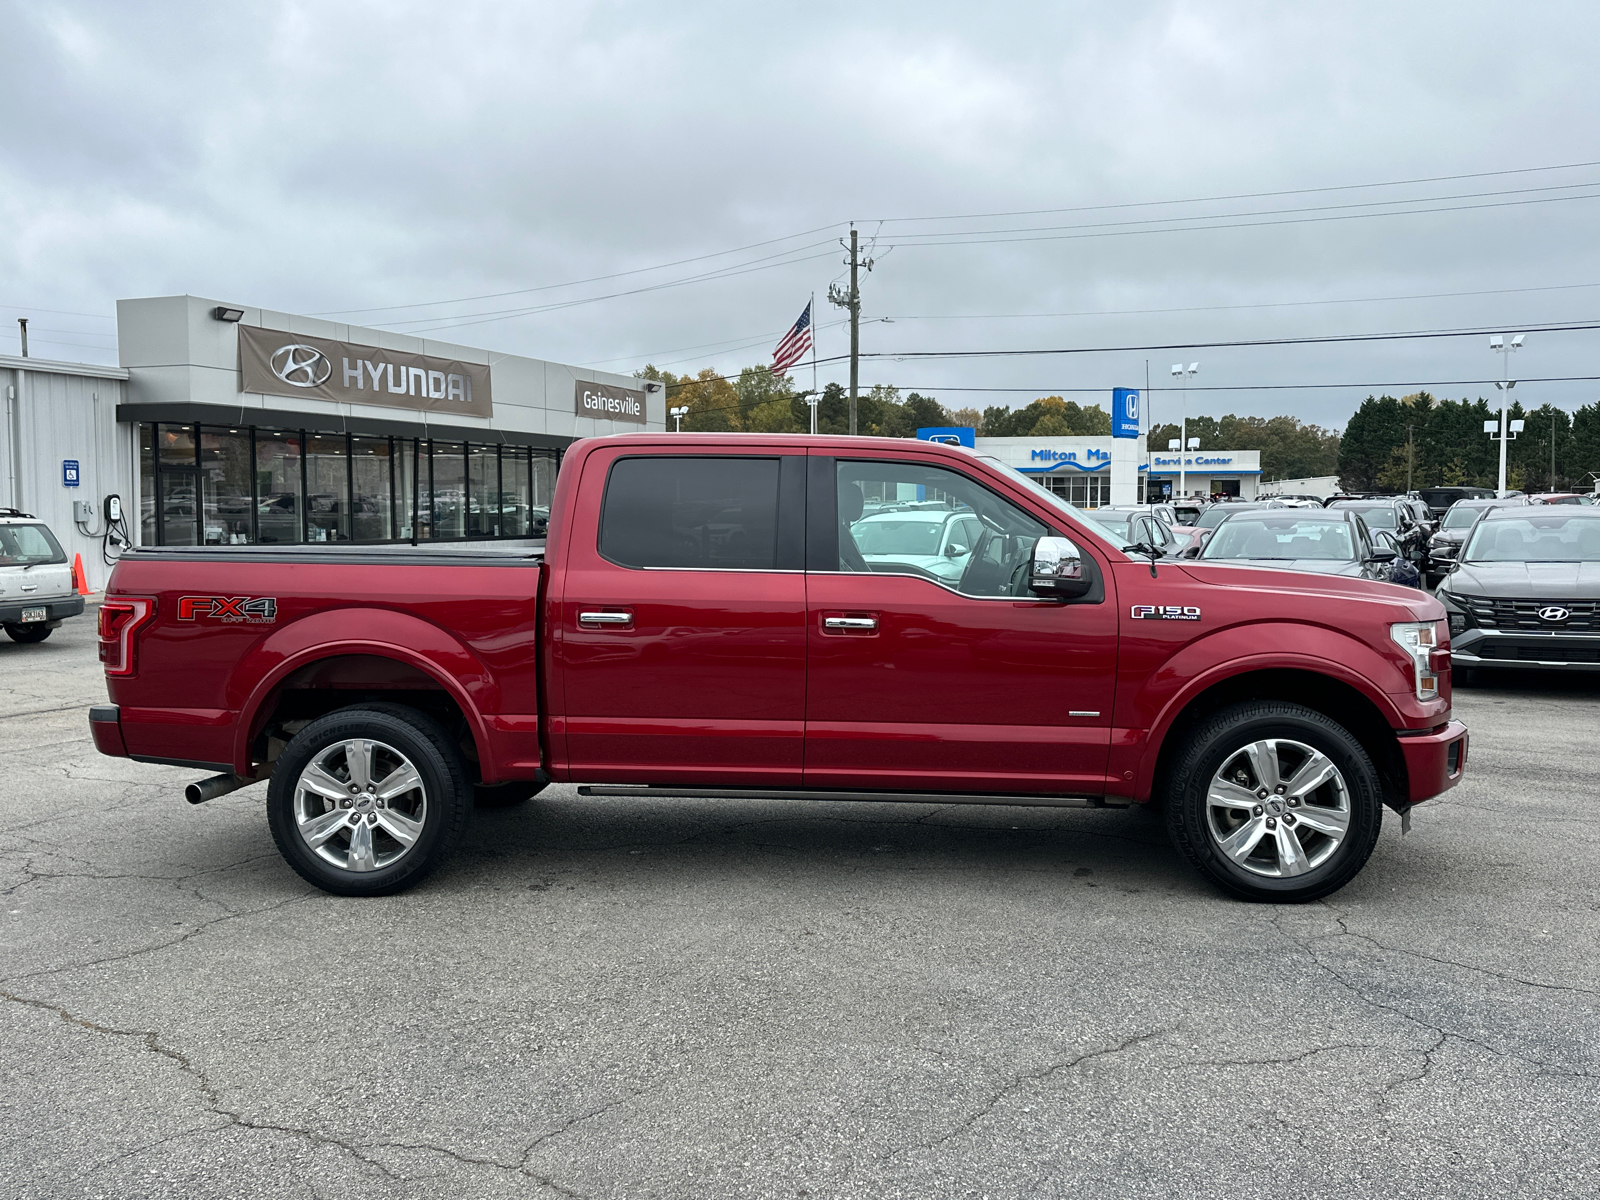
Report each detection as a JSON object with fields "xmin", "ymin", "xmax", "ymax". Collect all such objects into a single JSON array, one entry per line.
[
  {"xmin": 266, "ymin": 705, "xmax": 472, "ymax": 897},
  {"xmin": 1165, "ymin": 701, "xmax": 1383, "ymax": 902}
]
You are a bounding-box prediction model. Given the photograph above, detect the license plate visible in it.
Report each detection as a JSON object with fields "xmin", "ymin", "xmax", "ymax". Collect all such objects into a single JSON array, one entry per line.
[{"xmin": 20, "ymin": 607, "xmax": 46, "ymax": 623}]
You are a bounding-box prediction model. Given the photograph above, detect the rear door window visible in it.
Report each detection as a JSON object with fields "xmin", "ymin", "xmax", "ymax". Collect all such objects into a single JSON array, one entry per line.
[{"xmin": 599, "ymin": 456, "xmax": 781, "ymax": 570}]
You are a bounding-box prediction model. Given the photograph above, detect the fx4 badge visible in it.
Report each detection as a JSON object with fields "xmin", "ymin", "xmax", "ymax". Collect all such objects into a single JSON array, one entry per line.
[
  {"xmin": 177, "ymin": 596, "xmax": 278, "ymax": 624},
  {"xmin": 1131, "ymin": 604, "xmax": 1201, "ymax": 621}
]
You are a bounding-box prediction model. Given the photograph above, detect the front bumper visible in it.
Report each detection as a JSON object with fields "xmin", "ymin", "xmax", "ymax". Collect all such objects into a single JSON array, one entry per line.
[
  {"xmin": 1398, "ymin": 720, "xmax": 1468, "ymax": 804},
  {"xmin": 1451, "ymin": 628, "xmax": 1600, "ymax": 670},
  {"xmin": 0, "ymin": 594, "xmax": 84, "ymax": 625}
]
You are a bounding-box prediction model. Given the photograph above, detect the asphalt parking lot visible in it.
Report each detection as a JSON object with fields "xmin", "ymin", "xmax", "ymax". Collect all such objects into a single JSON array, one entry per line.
[{"xmin": 3, "ymin": 613, "xmax": 1598, "ymax": 1200}]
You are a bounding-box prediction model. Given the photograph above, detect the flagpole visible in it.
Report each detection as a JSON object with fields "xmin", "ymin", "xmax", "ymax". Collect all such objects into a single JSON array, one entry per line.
[{"xmin": 809, "ymin": 292, "xmax": 818, "ymax": 435}]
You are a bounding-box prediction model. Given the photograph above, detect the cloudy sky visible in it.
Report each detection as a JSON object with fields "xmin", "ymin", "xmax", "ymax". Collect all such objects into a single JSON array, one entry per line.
[{"xmin": 4, "ymin": 0, "xmax": 1600, "ymax": 430}]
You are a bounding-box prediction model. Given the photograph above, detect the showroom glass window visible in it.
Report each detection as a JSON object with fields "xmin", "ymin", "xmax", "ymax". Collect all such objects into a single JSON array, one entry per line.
[
  {"xmin": 255, "ymin": 430, "xmax": 304, "ymax": 544},
  {"xmin": 135, "ymin": 423, "xmax": 557, "ymax": 547},
  {"xmin": 200, "ymin": 428, "xmax": 253, "ymax": 544},
  {"xmin": 351, "ymin": 436, "xmax": 393, "ymax": 542}
]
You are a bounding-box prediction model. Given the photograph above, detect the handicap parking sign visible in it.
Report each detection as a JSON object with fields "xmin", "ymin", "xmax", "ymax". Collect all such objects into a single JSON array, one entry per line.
[{"xmin": 62, "ymin": 459, "xmax": 81, "ymax": 488}]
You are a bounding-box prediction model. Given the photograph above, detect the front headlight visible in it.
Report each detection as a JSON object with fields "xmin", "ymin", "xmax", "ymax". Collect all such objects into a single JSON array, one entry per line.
[
  {"xmin": 1435, "ymin": 589, "xmax": 1471, "ymax": 636},
  {"xmin": 1391, "ymin": 621, "xmax": 1445, "ymax": 700}
]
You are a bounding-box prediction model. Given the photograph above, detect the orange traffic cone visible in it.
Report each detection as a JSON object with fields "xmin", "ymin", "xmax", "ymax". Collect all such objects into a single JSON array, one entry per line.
[{"xmin": 72, "ymin": 553, "xmax": 90, "ymax": 596}]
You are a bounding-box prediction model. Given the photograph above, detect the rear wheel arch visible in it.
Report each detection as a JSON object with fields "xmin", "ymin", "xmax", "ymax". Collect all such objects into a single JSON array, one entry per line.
[
  {"xmin": 237, "ymin": 648, "xmax": 492, "ymax": 782},
  {"xmin": 1147, "ymin": 667, "xmax": 1408, "ymax": 814}
]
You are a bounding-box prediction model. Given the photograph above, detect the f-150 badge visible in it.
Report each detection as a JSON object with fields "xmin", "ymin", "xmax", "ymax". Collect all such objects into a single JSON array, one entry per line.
[
  {"xmin": 177, "ymin": 596, "xmax": 278, "ymax": 623},
  {"xmin": 1131, "ymin": 605, "xmax": 1201, "ymax": 621}
]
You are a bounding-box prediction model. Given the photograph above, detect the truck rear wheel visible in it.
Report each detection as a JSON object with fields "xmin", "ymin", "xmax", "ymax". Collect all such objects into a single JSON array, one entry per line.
[
  {"xmin": 1164, "ymin": 701, "xmax": 1383, "ymax": 902},
  {"xmin": 5, "ymin": 623, "xmax": 54, "ymax": 644},
  {"xmin": 266, "ymin": 705, "xmax": 472, "ymax": 897}
]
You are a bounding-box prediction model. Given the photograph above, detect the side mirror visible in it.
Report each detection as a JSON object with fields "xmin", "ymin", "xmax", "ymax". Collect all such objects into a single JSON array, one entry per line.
[
  {"xmin": 946, "ymin": 543, "xmax": 967, "ymax": 558},
  {"xmin": 1030, "ymin": 536, "xmax": 1093, "ymax": 599}
]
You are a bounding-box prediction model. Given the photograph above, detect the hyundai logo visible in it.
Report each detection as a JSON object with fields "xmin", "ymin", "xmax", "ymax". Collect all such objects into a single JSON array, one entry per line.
[
  {"xmin": 1538, "ymin": 605, "xmax": 1571, "ymax": 623},
  {"xmin": 269, "ymin": 343, "xmax": 332, "ymax": 388}
]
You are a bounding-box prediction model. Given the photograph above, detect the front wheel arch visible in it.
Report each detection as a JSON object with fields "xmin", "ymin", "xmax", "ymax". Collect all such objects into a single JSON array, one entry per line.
[{"xmin": 1148, "ymin": 668, "xmax": 1408, "ymax": 815}]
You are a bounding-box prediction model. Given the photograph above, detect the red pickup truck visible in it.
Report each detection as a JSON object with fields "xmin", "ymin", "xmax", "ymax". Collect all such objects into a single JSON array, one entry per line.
[{"xmin": 90, "ymin": 434, "xmax": 1466, "ymax": 902}]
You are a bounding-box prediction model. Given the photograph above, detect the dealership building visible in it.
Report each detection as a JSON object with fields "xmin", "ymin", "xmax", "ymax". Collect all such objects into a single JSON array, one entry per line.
[
  {"xmin": 932, "ymin": 433, "xmax": 1262, "ymax": 504},
  {"xmin": 2, "ymin": 294, "xmax": 665, "ymax": 588}
]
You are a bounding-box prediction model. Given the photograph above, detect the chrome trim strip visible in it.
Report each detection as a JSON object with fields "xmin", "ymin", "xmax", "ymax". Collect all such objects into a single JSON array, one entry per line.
[{"xmin": 578, "ymin": 612, "xmax": 633, "ymax": 625}]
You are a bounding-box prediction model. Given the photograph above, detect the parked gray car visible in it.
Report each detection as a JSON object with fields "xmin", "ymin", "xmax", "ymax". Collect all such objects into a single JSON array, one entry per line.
[
  {"xmin": 1426, "ymin": 496, "xmax": 1527, "ymax": 584},
  {"xmin": 0, "ymin": 510, "xmax": 84, "ymax": 644},
  {"xmin": 1436, "ymin": 506, "xmax": 1600, "ymax": 675}
]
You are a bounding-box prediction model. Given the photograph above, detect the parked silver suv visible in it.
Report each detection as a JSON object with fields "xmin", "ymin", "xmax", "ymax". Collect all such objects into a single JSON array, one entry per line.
[{"xmin": 0, "ymin": 510, "xmax": 84, "ymax": 644}]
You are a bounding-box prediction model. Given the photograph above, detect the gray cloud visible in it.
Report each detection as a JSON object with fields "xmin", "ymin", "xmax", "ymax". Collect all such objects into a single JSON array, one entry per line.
[{"xmin": 3, "ymin": 0, "xmax": 1599, "ymax": 429}]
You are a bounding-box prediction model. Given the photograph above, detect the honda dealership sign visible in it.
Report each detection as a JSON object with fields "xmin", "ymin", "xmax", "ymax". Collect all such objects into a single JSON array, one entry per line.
[
  {"xmin": 238, "ymin": 324, "xmax": 492, "ymax": 418},
  {"xmin": 1112, "ymin": 388, "xmax": 1140, "ymax": 438}
]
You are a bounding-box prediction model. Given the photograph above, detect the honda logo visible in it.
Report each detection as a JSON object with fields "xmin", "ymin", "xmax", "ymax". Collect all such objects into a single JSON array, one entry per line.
[
  {"xmin": 269, "ymin": 343, "xmax": 332, "ymax": 388},
  {"xmin": 1538, "ymin": 605, "xmax": 1571, "ymax": 623}
]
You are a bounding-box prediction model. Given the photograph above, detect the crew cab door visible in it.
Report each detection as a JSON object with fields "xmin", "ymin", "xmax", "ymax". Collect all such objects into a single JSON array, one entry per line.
[
  {"xmin": 551, "ymin": 446, "xmax": 808, "ymax": 785},
  {"xmin": 803, "ymin": 453, "xmax": 1119, "ymax": 796}
]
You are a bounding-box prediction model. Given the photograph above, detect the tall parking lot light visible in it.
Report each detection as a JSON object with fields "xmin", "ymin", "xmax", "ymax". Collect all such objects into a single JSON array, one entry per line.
[
  {"xmin": 1170, "ymin": 362, "xmax": 1198, "ymax": 497},
  {"xmin": 1490, "ymin": 335, "xmax": 1524, "ymax": 495}
]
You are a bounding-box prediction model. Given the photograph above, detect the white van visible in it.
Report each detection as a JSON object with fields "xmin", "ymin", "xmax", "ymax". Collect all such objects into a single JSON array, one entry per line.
[{"xmin": 0, "ymin": 510, "xmax": 85, "ymax": 644}]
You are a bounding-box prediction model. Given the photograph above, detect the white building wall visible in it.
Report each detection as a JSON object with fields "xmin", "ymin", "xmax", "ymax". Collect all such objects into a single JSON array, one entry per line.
[{"xmin": 2, "ymin": 355, "xmax": 133, "ymax": 592}]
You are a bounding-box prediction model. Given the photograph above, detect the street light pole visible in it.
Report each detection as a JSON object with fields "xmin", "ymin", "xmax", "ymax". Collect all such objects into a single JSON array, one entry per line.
[
  {"xmin": 1490, "ymin": 335, "xmax": 1523, "ymax": 496},
  {"xmin": 669, "ymin": 405, "xmax": 689, "ymax": 433},
  {"xmin": 1170, "ymin": 362, "xmax": 1198, "ymax": 497}
]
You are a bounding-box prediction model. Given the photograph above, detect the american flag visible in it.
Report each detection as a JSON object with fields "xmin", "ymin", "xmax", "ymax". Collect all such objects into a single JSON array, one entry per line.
[{"xmin": 770, "ymin": 300, "xmax": 813, "ymax": 378}]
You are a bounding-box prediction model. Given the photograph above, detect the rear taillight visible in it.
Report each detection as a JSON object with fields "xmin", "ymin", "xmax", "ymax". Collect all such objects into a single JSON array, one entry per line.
[{"xmin": 99, "ymin": 598, "xmax": 155, "ymax": 676}]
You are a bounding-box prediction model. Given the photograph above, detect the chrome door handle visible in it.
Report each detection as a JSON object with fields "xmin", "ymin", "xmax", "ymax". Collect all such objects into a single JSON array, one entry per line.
[
  {"xmin": 824, "ymin": 616, "xmax": 877, "ymax": 630},
  {"xmin": 579, "ymin": 611, "xmax": 633, "ymax": 627}
]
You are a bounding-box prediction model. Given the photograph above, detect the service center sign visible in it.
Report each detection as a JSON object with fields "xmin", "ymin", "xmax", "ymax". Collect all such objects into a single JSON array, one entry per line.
[
  {"xmin": 239, "ymin": 324, "xmax": 492, "ymax": 419},
  {"xmin": 574, "ymin": 380, "xmax": 647, "ymax": 425}
]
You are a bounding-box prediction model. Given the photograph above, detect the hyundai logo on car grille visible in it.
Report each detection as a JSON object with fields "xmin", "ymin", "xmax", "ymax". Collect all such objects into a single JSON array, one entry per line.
[
  {"xmin": 1538, "ymin": 605, "xmax": 1571, "ymax": 623},
  {"xmin": 269, "ymin": 343, "xmax": 332, "ymax": 388}
]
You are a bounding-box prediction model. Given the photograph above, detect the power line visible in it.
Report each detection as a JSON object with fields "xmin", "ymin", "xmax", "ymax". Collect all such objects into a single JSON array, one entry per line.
[
  {"xmin": 388, "ymin": 244, "xmax": 841, "ymax": 334},
  {"xmin": 883, "ymin": 280, "xmax": 1600, "ymax": 323},
  {"xmin": 309, "ymin": 222, "xmax": 846, "ymax": 318},
  {"xmin": 879, "ymin": 179, "xmax": 1600, "ymax": 244},
  {"xmin": 856, "ymin": 376, "xmax": 1600, "ymax": 395},
  {"xmin": 868, "ymin": 158, "xmax": 1600, "ymax": 224},
  {"xmin": 0, "ymin": 303, "xmax": 114, "ymax": 320},
  {"xmin": 885, "ymin": 189, "xmax": 1600, "ymax": 251},
  {"xmin": 862, "ymin": 318, "xmax": 1600, "ymax": 361}
]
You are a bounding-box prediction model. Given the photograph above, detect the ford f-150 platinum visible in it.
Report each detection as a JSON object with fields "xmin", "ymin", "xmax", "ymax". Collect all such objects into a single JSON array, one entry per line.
[{"xmin": 89, "ymin": 434, "xmax": 1467, "ymax": 902}]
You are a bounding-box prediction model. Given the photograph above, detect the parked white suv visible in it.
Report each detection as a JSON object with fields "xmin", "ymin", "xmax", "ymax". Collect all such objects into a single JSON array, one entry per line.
[{"xmin": 0, "ymin": 510, "xmax": 85, "ymax": 644}]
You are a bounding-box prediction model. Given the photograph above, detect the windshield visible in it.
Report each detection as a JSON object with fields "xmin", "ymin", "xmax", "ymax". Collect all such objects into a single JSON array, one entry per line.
[
  {"xmin": 852, "ymin": 517, "xmax": 948, "ymax": 555},
  {"xmin": 1346, "ymin": 506, "xmax": 1397, "ymax": 529},
  {"xmin": 1442, "ymin": 506, "xmax": 1485, "ymax": 530},
  {"xmin": 1462, "ymin": 515, "xmax": 1600, "ymax": 563},
  {"xmin": 0, "ymin": 522, "xmax": 67, "ymax": 565},
  {"xmin": 1201, "ymin": 516, "xmax": 1356, "ymax": 561},
  {"xmin": 1195, "ymin": 505, "xmax": 1258, "ymax": 529}
]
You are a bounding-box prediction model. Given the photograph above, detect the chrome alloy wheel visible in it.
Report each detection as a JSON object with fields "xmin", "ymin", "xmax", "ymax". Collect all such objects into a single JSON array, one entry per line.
[
  {"xmin": 292, "ymin": 738, "xmax": 428, "ymax": 873},
  {"xmin": 1205, "ymin": 738, "xmax": 1351, "ymax": 878}
]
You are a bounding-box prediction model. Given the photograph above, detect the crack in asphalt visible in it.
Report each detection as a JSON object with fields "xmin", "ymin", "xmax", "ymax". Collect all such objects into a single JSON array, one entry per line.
[
  {"xmin": 1266, "ymin": 908, "xmax": 1600, "ymax": 1086},
  {"xmin": 4, "ymin": 890, "xmax": 315, "ymax": 985},
  {"xmin": 887, "ymin": 1029, "xmax": 1168, "ymax": 1159},
  {"xmin": 0, "ymin": 988, "xmax": 404, "ymax": 1183}
]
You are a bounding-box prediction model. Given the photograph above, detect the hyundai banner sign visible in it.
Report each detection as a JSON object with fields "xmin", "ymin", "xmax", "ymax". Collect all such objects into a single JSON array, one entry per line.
[{"xmin": 1112, "ymin": 388, "xmax": 1139, "ymax": 439}]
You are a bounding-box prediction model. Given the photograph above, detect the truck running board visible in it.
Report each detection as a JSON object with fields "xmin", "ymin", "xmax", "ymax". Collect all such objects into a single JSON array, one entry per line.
[{"xmin": 576, "ymin": 785, "xmax": 1129, "ymax": 809}]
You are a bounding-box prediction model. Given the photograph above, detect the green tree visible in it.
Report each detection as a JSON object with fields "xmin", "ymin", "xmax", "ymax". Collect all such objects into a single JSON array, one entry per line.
[
  {"xmin": 947, "ymin": 406, "xmax": 983, "ymax": 430},
  {"xmin": 1337, "ymin": 395, "xmax": 1407, "ymax": 490},
  {"xmin": 1571, "ymin": 402, "xmax": 1600, "ymax": 490}
]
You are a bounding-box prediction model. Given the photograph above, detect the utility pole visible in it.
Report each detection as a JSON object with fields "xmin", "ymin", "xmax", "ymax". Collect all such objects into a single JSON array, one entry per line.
[
  {"xmin": 1551, "ymin": 412, "xmax": 1557, "ymax": 491},
  {"xmin": 828, "ymin": 226, "xmax": 870, "ymax": 436},
  {"xmin": 1406, "ymin": 424, "xmax": 1415, "ymax": 492},
  {"xmin": 16, "ymin": 318, "xmax": 27, "ymax": 358}
]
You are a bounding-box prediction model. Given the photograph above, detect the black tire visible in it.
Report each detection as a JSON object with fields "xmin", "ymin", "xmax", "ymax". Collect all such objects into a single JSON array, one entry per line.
[
  {"xmin": 4, "ymin": 623, "xmax": 53, "ymax": 644},
  {"xmin": 266, "ymin": 705, "xmax": 472, "ymax": 897},
  {"xmin": 474, "ymin": 779, "xmax": 548, "ymax": 808},
  {"xmin": 1164, "ymin": 701, "xmax": 1383, "ymax": 903}
]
